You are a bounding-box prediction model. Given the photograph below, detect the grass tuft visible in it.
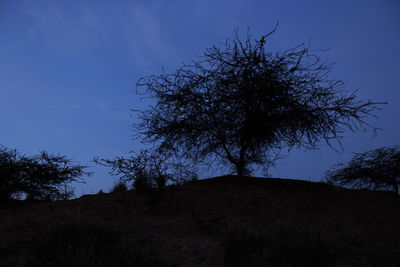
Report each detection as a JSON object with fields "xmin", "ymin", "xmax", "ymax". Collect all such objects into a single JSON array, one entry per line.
[
  {"xmin": 26, "ymin": 213, "xmax": 174, "ymax": 267},
  {"xmin": 222, "ymin": 220, "xmax": 341, "ymax": 267}
]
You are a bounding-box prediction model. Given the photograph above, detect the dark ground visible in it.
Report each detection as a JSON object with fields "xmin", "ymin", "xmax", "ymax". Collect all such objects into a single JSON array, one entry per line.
[{"xmin": 1, "ymin": 175, "xmax": 399, "ymax": 266}]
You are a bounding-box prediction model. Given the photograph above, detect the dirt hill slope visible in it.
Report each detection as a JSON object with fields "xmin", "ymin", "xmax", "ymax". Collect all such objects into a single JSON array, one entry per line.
[{"xmin": 1, "ymin": 176, "xmax": 399, "ymax": 266}]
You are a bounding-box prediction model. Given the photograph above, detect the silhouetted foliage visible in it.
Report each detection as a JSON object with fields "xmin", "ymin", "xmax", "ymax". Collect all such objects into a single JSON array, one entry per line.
[
  {"xmin": 94, "ymin": 149, "xmax": 197, "ymax": 192},
  {"xmin": 0, "ymin": 146, "xmax": 90, "ymax": 202},
  {"xmin": 325, "ymin": 146, "xmax": 400, "ymax": 193},
  {"xmin": 134, "ymin": 27, "xmax": 385, "ymax": 177},
  {"xmin": 110, "ymin": 180, "xmax": 128, "ymax": 193}
]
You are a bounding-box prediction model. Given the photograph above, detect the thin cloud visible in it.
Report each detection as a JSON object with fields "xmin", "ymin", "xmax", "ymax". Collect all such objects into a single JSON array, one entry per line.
[
  {"xmin": 122, "ymin": 4, "xmax": 177, "ymax": 66},
  {"xmin": 25, "ymin": 2, "xmax": 111, "ymax": 52}
]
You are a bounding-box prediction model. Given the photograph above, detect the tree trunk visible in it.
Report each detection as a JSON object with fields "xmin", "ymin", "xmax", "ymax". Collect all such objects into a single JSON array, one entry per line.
[
  {"xmin": 236, "ymin": 163, "xmax": 244, "ymax": 178},
  {"xmin": 236, "ymin": 159, "xmax": 247, "ymax": 178},
  {"xmin": 236, "ymin": 142, "xmax": 248, "ymax": 178}
]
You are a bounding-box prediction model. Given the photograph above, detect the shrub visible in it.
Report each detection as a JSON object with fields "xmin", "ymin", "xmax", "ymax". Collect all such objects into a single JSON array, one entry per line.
[
  {"xmin": 325, "ymin": 146, "xmax": 400, "ymax": 193},
  {"xmin": 94, "ymin": 149, "xmax": 197, "ymax": 192},
  {"xmin": 0, "ymin": 146, "xmax": 90, "ymax": 202},
  {"xmin": 110, "ymin": 180, "xmax": 129, "ymax": 193},
  {"xmin": 222, "ymin": 221, "xmax": 340, "ymax": 267}
]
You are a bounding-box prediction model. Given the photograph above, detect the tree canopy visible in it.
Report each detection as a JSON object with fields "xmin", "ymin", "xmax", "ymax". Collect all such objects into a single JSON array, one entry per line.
[
  {"xmin": 134, "ymin": 28, "xmax": 385, "ymax": 177},
  {"xmin": 325, "ymin": 146, "xmax": 400, "ymax": 193}
]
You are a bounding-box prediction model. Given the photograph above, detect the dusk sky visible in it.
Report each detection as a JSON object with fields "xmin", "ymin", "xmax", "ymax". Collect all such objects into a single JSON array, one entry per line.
[{"xmin": 1, "ymin": 0, "xmax": 399, "ymax": 195}]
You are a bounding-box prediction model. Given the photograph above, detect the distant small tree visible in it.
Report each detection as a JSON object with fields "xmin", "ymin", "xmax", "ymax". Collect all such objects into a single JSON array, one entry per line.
[
  {"xmin": 325, "ymin": 146, "xmax": 400, "ymax": 194},
  {"xmin": 94, "ymin": 149, "xmax": 197, "ymax": 192},
  {"xmin": 134, "ymin": 27, "xmax": 385, "ymax": 177},
  {"xmin": 0, "ymin": 146, "xmax": 91, "ymax": 202}
]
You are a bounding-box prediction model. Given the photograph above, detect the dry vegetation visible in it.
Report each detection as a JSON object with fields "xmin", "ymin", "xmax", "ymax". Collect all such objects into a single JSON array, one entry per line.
[{"xmin": 1, "ymin": 176, "xmax": 399, "ymax": 266}]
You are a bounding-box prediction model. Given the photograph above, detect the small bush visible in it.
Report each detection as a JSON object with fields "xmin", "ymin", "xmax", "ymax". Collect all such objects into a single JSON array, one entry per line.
[
  {"xmin": 94, "ymin": 149, "xmax": 197, "ymax": 192},
  {"xmin": 133, "ymin": 169, "xmax": 158, "ymax": 192},
  {"xmin": 222, "ymin": 221, "xmax": 340, "ymax": 267},
  {"xmin": 110, "ymin": 180, "xmax": 128, "ymax": 193},
  {"xmin": 325, "ymin": 146, "xmax": 400, "ymax": 194},
  {"xmin": 27, "ymin": 214, "xmax": 173, "ymax": 267}
]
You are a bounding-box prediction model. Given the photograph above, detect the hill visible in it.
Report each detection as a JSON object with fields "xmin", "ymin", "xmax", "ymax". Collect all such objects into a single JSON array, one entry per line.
[{"xmin": 1, "ymin": 176, "xmax": 399, "ymax": 266}]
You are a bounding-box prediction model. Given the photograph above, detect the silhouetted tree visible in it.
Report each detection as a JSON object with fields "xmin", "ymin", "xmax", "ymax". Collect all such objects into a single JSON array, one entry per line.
[
  {"xmin": 325, "ymin": 146, "xmax": 400, "ymax": 193},
  {"xmin": 0, "ymin": 146, "xmax": 90, "ymax": 202},
  {"xmin": 134, "ymin": 28, "xmax": 385, "ymax": 177},
  {"xmin": 94, "ymin": 149, "xmax": 197, "ymax": 192}
]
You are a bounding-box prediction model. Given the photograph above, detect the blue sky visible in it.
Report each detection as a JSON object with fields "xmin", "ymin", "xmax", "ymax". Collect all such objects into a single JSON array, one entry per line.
[{"xmin": 1, "ymin": 0, "xmax": 399, "ymax": 195}]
